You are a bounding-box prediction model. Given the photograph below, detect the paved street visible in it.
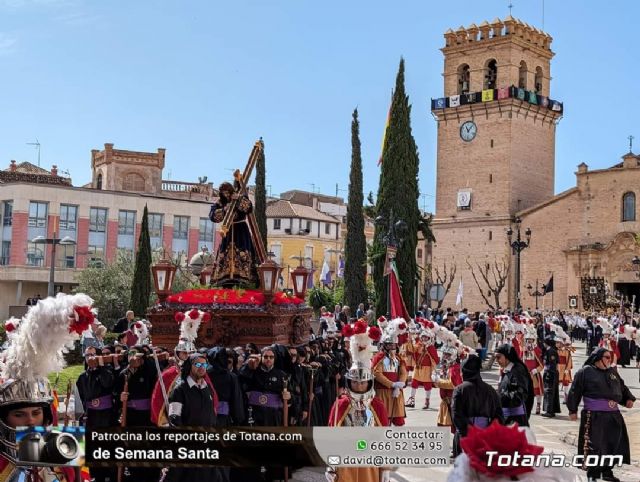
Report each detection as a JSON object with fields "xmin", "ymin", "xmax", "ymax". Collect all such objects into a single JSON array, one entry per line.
[{"xmin": 293, "ymin": 341, "xmax": 640, "ymax": 482}]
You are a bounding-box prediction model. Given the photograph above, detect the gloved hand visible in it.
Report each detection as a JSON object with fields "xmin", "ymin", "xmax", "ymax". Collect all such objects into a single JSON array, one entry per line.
[
  {"xmin": 530, "ymin": 368, "xmax": 537, "ymax": 375},
  {"xmin": 325, "ymin": 468, "xmax": 337, "ymax": 482},
  {"xmin": 380, "ymin": 469, "xmax": 391, "ymax": 482},
  {"xmin": 392, "ymin": 381, "xmax": 405, "ymax": 389},
  {"xmin": 392, "ymin": 387, "xmax": 400, "ymax": 398}
]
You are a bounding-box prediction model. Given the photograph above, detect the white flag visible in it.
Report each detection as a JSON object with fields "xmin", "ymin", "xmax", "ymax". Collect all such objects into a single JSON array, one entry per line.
[
  {"xmin": 449, "ymin": 95, "xmax": 461, "ymax": 107},
  {"xmin": 320, "ymin": 260, "xmax": 331, "ymax": 285},
  {"xmin": 456, "ymin": 279, "xmax": 464, "ymax": 306}
]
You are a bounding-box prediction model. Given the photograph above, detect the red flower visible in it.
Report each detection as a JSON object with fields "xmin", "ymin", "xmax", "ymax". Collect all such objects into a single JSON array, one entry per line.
[
  {"xmin": 368, "ymin": 326, "xmax": 382, "ymax": 342},
  {"xmin": 341, "ymin": 325, "xmax": 354, "ymax": 338},
  {"xmin": 202, "ymin": 312, "xmax": 211, "ymax": 322},
  {"xmin": 377, "ymin": 316, "xmax": 386, "ymax": 323},
  {"xmin": 174, "ymin": 312, "xmax": 185, "ymax": 323},
  {"xmin": 398, "ymin": 323, "xmax": 407, "ymax": 331},
  {"xmin": 5, "ymin": 322, "xmax": 15, "ymax": 332},
  {"xmin": 353, "ymin": 320, "xmax": 368, "ymax": 335},
  {"xmin": 69, "ymin": 306, "xmax": 95, "ymax": 335},
  {"xmin": 188, "ymin": 309, "xmax": 200, "ymax": 320},
  {"xmin": 134, "ymin": 322, "xmax": 142, "ymax": 329},
  {"xmin": 460, "ymin": 421, "xmax": 543, "ymax": 478}
]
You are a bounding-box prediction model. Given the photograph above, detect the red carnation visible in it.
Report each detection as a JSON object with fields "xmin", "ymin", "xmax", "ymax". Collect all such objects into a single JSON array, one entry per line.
[
  {"xmin": 341, "ymin": 325, "xmax": 355, "ymax": 338},
  {"xmin": 202, "ymin": 312, "xmax": 211, "ymax": 322},
  {"xmin": 174, "ymin": 312, "xmax": 185, "ymax": 323},
  {"xmin": 460, "ymin": 421, "xmax": 543, "ymax": 478},
  {"xmin": 69, "ymin": 305, "xmax": 95, "ymax": 335},
  {"xmin": 188, "ymin": 309, "xmax": 200, "ymax": 320},
  {"xmin": 398, "ymin": 323, "xmax": 407, "ymax": 331},
  {"xmin": 5, "ymin": 322, "xmax": 15, "ymax": 333},
  {"xmin": 368, "ymin": 326, "xmax": 382, "ymax": 342},
  {"xmin": 353, "ymin": 320, "xmax": 368, "ymax": 335},
  {"xmin": 134, "ymin": 322, "xmax": 142, "ymax": 329},
  {"xmin": 377, "ymin": 316, "xmax": 386, "ymax": 322}
]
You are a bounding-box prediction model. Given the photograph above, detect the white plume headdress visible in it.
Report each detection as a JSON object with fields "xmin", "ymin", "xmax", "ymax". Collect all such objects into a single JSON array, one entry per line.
[{"xmin": 174, "ymin": 309, "xmax": 210, "ymax": 352}]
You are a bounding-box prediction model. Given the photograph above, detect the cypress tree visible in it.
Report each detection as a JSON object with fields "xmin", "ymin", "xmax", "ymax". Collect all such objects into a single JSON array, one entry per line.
[
  {"xmin": 130, "ymin": 205, "xmax": 152, "ymax": 316},
  {"xmin": 254, "ymin": 138, "xmax": 268, "ymax": 249},
  {"xmin": 373, "ymin": 58, "xmax": 421, "ymax": 316},
  {"xmin": 344, "ymin": 109, "xmax": 367, "ymax": 312}
]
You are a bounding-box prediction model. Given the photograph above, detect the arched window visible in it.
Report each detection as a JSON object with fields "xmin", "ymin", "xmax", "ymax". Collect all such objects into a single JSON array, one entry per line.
[
  {"xmin": 622, "ymin": 192, "xmax": 636, "ymax": 222},
  {"xmin": 535, "ymin": 67, "xmax": 543, "ymax": 94},
  {"xmin": 484, "ymin": 59, "xmax": 497, "ymax": 90},
  {"xmin": 457, "ymin": 64, "xmax": 470, "ymax": 94},
  {"xmin": 518, "ymin": 61, "xmax": 527, "ymax": 89},
  {"xmin": 122, "ymin": 172, "xmax": 145, "ymax": 192},
  {"xmin": 96, "ymin": 173, "xmax": 103, "ymax": 190}
]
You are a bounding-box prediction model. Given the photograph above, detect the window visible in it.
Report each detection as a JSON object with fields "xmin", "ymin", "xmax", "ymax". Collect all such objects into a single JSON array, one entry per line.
[
  {"xmin": 306, "ymin": 220, "xmax": 312, "ymax": 232},
  {"xmin": 90, "ymin": 208, "xmax": 107, "ymax": 232},
  {"xmin": 457, "ymin": 64, "xmax": 470, "ymax": 94},
  {"xmin": 28, "ymin": 202, "xmax": 48, "ymax": 228},
  {"xmin": 59, "ymin": 205, "xmax": 78, "ymax": 230},
  {"xmin": 96, "ymin": 173, "xmax": 103, "ymax": 190},
  {"xmin": 56, "ymin": 244, "xmax": 75, "ymax": 268},
  {"xmin": 484, "ymin": 59, "xmax": 497, "ymax": 90},
  {"xmin": 518, "ymin": 60, "xmax": 527, "ymax": 89},
  {"xmin": 535, "ymin": 67, "xmax": 544, "ymax": 94},
  {"xmin": 148, "ymin": 213, "xmax": 163, "ymax": 239},
  {"xmin": 273, "ymin": 219, "xmax": 282, "ymax": 230},
  {"xmin": 1, "ymin": 241, "xmax": 10, "ymax": 265},
  {"xmin": 87, "ymin": 246, "xmax": 105, "ymax": 268},
  {"xmin": 489, "ymin": 174, "xmax": 493, "ymax": 183},
  {"xmin": 324, "ymin": 223, "xmax": 330, "ymax": 235},
  {"xmin": 118, "ymin": 210, "xmax": 136, "ymax": 235},
  {"xmin": 199, "ymin": 218, "xmax": 214, "ymax": 242},
  {"xmin": 304, "ymin": 246, "xmax": 313, "ymax": 269},
  {"xmin": 2, "ymin": 201, "xmax": 12, "ymax": 226},
  {"xmin": 489, "ymin": 231, "xmax": 493, "ymax": 240},
  {"xmin": 622, "ymin": 192, "xmax": 636, "ymax": 222},
  {"xmin": 174, "ymin": 216, "xmax": 189, "ymax": 239},
  {"xmin": 417, "ymin": 248, "xmax": 423, "ymax": 259},
  {"xmin": 122, "ymin": 173, "xmax": 145, "ymax": 192},
  {"xmin": 26, "ymin": 242, "xmax": 44, "ymax": 266}
]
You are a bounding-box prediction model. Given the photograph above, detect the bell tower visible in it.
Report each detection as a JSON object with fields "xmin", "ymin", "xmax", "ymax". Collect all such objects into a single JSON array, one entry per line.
[{"xmin": 430, "ymin": 17, "xmax": 563, "ymax": 309}]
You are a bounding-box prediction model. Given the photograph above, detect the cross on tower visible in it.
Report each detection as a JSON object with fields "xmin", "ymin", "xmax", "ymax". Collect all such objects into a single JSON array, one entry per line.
[
  {"xmin": 629, "ymin": 135, "xmax": 635, "ymax": 153},
  {"xmin": 508, "ymin": 2, "xmax": 513, "ymax": 15}
]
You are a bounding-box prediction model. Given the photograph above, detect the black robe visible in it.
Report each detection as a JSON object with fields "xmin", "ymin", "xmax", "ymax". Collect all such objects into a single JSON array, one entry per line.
[
  {"xmin": 567, "ymin": 365, "xmax": 635, "ymax": 473},
  {"xmin": 542, "ymin": 346, "xmax": 561, "ymax": 415},
  {"xmin": 498, "ymin": 362, "xmax": 532, "ymax": 427},
  {"xmin": 238, "ymin": 363, "xmax": 286, "ymax": 426},
  {"xmin": 618, "ymin": 338, "xmax": 631, "ymax": 366}
]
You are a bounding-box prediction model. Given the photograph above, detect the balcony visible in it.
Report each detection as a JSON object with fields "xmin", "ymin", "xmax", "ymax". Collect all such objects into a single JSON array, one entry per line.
[{"xmin": 161, "ymin": 180, "xmax": 215, "ymax": 201}]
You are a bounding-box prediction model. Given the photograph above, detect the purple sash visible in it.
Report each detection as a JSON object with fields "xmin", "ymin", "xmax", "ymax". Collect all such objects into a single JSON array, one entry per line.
[
  {"xmin": 127, "ymin": 398, "xmax": 151, "ymax": 410},
  {"xmin": 247, "ymin": 391, "xmax": 283, "ymax": 409},
  {"xmin": 469, "ymin": 416, "xmax": 490, "ymax": 428},
  {"xmin": 583, "ymin": 397, "xmax": 619, "ymax": 412},
  {"xmin": 217, "ymin": 401, "xmax": 229, "ymax": 416},
  {"xmin": 502, "ymin": 404, "xmax": 526, "ymax": 417},
  {"xmin": 88, "ymin": 395, "xmax": 112, "ymax": 411}
]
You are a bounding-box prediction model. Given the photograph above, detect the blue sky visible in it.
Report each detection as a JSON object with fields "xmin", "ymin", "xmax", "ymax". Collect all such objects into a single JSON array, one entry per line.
[{"xmin": 1, "ymin": 0, "xmax": 638, "ymax": 213}]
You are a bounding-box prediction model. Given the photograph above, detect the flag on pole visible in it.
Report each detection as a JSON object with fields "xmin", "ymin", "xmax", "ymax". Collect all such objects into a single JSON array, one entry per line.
[
  {"xmin": 389, "ymin": 259, "xmax": 411, "ymax": 321},
  {"xmin": 455, "ymin": 279, "xmax": 464, "ymax": 307},
  {"xmin": 337, "ymin": 257, "xmax": 345, "ymax": 278},
  {"xmin": 320, "ymin": 260, "xmax": 331, "ymax": 285},
  {"xmin": 543, "ymin": 275, "xmax": 554, "ymax": 294},
  {"xmin": 377, "ymin": 94, "xmax": 393, "ymax": 166},
  {"xmin": 307, "ymin": 268, "xmax": 316, "ymax": 289}
]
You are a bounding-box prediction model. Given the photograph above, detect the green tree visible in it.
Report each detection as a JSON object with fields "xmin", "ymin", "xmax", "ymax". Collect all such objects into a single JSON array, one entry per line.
[
  {"xmin": 373, "ymin": 58, "xmax": 421, "ymax": 316},
  {"xmin": 75, "ymin": 252, "xmax": 135, "ymax": 328},
  {"xmin": 255, "ymin": 138, "xmax": 268, "ymax": 249},
  {"xmin": 344, "ymin": 108, "xmax": 367, "ymax": 310},
  {"xmin": 130, "ymin": 205, "xmax": 152, "ymax": 316}
]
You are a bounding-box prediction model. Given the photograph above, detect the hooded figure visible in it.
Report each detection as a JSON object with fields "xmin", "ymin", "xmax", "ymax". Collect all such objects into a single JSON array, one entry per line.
[
  {"xmin": 495, "ymin": 344, "xmax": 534, "ymax": 426},
  {"xmin": 451, "ymin": 355, "xmax": 503, "ymax": 457},
  {"xmin": 206, "ymin": 347, "xmax": 245, "ymax": 426},
  {"xmin": 567, "ymin": 347, "xmax": 636, "ymax": 481},
  {"xmin": 541, "ymin": 337, "xmax": 561, "ymax": 417}
]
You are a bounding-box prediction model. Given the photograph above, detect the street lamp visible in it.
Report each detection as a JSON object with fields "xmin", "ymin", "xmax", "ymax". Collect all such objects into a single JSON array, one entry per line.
[
  {"xmin": 290, "ymin": 253, "xmax": 310, "ymax": 299},
  {"xmin": 375, "ymin": 210, "xmax": 408, "ymax": 317},
  {"xmin": 526, "ymin": 280, "xmax": 544, "ymax": 311},
  {"xmin": 506, "ymin": 217, "xmax": 531, "ymax": 311},
  {"xmin": 31, "ymin": 232, "xmax": 76, "ymax": 297},
  {"xmin": 151, "ymin": 254, "xmax": 177, "ymax": 303},
  {"xmin": 256, "ymin": 254, "xmax": 282, "ymax": 303}
]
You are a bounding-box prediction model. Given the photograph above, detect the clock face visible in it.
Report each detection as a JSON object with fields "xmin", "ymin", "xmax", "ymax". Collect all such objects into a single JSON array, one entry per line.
[{"xmin": 460, "ymin": 121, "xmax": 477, "ymax": 142}]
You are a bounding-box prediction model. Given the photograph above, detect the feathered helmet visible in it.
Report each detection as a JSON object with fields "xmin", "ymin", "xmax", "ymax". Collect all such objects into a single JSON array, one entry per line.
[
  {"xmin": 501, "ymin": 319, "xmax": 515, "ymax": 337},
  {"xmin": 524, "ymin": 323, "xmax": 537, "ymax": 341},
  {"xmin": 321, "ymin": 313, "xmax": 338, "ymax": 339},
  {"xmin": 173, "ymin": 309, "xmax": 211, "ymax": 354},
  {"xmin": 376, "ymin": 316, "xmax": 388, "ymax": 330},
  {"xmin": 418, "ymin": 319, "xmax": 436, "ymax": 345},
  {"xmin": 0, "ymin": 293, "xmax": 94, "ymax": 457},
  {"xmin": 379, "ymin": 318, "xmax": 407, "ymax": 346},
  {"xmin": 595, "ymin": 317, "xmax": 613, "ymax": 336},
  {"xmin": 341, "ymin": 321, "xmax": 381, "ymax": 400},
  {"xmin": 132, "ymin": 319, "xmax": 151, "ymax": 345}
]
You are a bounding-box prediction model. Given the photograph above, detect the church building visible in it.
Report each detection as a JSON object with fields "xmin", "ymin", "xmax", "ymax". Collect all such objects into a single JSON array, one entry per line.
[{"xmin": 430, "ymin": 17, "xmax": 639, "ymax": 311}]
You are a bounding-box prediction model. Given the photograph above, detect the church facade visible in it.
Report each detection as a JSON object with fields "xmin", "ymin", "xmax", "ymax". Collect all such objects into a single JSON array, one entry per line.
[{"xmin": 430, "ymin": 17, "xmax": 640, "ymax": 311}]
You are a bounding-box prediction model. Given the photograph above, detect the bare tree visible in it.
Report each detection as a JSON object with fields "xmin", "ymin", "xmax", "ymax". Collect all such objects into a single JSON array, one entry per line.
[
  {"xmin": 466, "ymin": 257, "xmax": 510, "ymax": 310},
  {"xmin": 424, "ymin": 261, "xmax": 457, "ymax": 310}
]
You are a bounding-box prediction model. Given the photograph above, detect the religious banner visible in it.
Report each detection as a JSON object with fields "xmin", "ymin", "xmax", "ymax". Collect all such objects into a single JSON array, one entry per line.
[
  {"xmin": 581, "ymin": 277, "xmax": 605, "ymax": 311},
  {"xmin": 433, "ymin": 97, "xmax": 447, "ymax": 109},
  {"xmin": 497, "ymin": 87, "xmax": 510, "ymax": 100},
  {"xmin": 449, "ymin": 94, "xmax": 461, "ymax": 107},
  {"xmin": 528, "ymin": 91, "xmax": 538, "ymax": 105},
  {"xmin": 481, "ymin": 89, "xmax": 494, "ymax": 102},
  {"xmin": 517, "ymin": 88, "xmax": 526, "ymax": 101}
]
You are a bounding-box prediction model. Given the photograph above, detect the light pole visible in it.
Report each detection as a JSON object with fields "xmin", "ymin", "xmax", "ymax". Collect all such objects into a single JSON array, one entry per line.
[
  {"xmin": 31, "ymin": 232, "xmax": 76, "ymax": 297},
  {"xmin": 506, "ymin": 218, "xmax": 531, "ymax": 312},
  {"xmin": 526, "ymin": 280, "xmax": 544, "ymax": 311},
  {"xmin": 375, "ymin": 210, "xmax": 408, "ymax": 317}
]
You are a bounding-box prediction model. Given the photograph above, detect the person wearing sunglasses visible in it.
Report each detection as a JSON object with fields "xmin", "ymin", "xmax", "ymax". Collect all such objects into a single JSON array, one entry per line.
[{"xmin": 567, "ymin": 347, "xmax": 636, "ymax": 482}]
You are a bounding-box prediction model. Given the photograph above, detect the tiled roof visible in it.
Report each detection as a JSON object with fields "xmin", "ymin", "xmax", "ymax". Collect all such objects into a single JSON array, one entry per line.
[
  {"xmin": 12, "ymin": 162, "xmax": 51, "ymax": 175},
  {"xmin": 266, "ymin": 199, "xmax": 340, "ymax": 223}
]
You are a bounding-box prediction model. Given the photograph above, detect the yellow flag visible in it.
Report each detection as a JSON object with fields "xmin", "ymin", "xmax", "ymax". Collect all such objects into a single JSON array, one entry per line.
[{"xmin": 482, "ymin": 89, "xmax": 494, "ymax": 102}]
